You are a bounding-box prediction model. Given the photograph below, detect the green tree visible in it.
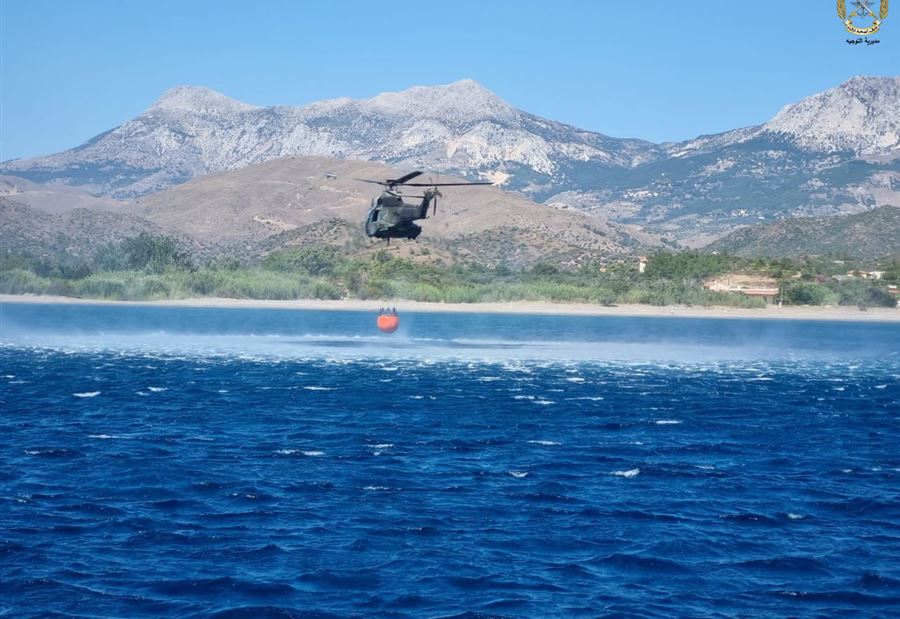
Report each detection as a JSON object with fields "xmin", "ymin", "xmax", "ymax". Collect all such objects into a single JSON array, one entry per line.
[{"xmin": 781, "ymin": 281, "xmax": 839, "ymax": 306}]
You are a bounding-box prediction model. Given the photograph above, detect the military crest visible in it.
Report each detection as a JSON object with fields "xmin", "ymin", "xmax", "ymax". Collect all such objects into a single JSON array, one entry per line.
[{"xmin": 838, "ymin": 0, "xmax": 889, "ymax": 35}]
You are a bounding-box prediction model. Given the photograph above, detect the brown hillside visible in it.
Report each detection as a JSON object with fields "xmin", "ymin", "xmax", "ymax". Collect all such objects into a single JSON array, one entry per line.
[{"xmin": 131, "ymin": 157, "xmax": 648, "ymax": 267}]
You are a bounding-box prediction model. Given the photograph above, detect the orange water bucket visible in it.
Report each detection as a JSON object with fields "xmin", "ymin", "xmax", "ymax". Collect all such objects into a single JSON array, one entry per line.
[{"xmin": 377, "ymin": 314, "xmax": 399, "ymax": 333}]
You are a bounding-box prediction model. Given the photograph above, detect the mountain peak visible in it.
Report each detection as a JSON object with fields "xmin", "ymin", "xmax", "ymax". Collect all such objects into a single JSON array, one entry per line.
[
  {"xmin": 444, "ymin": 78, "xmax": 495, "ymax": 94},
  {"xmin": 840, "ymin": 74, "xmax": 900, "ymax": 88},
  {"xmin": 366, "ymin": 78, "xmax": 516, "ymax": 123},
  {"xmin": 763, "ymin": 75, "xmax": 900, "ymax": 153},
  {"xmin": 148, "ymin": 85, "xmax": 259, "ymax": 114}
]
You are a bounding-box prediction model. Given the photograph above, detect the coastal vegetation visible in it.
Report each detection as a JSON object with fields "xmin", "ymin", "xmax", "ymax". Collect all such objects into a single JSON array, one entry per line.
[{"xmin": 1, "ymin": 234, "xmax": 897, "ymax": 308}]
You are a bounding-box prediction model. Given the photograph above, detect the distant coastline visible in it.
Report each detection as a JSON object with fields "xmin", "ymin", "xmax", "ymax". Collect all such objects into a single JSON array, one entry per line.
[{"xmin": 2, "ymin": 294, "xmax": 898, "ymax": 323}]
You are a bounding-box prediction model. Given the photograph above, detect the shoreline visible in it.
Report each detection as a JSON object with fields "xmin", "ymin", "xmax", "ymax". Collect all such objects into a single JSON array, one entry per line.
[{"xmin": 2, "ymin": 293, "xmax": 898, "ymax": 322}]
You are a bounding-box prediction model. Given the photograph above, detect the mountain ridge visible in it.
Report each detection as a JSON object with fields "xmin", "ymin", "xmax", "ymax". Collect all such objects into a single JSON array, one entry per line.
[
  {"xmin": 3, "ymin": 76, "xmax": 898, "ymax": 244},
  {"xmin": 708, "ymin": 205, "xmax": 900, "ymax": 260}
]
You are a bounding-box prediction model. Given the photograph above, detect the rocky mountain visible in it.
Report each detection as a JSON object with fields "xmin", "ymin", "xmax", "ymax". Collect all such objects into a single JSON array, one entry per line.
[
  {"xmin": 0, "ymin": 80, "xmax": 656, "ymax": 199},
  {"xmin": 547, "ymin": 76, "xmax": 900, "ymax": 244},
  {"xmin": 2, "ymin": 76, "xmax": 898, "ymax": 245},
  {"xmin": 708, "ymin": 205, "xmax": 900, "ymax": 261},
  {"xmin": 665, "ymin": 76, "xmax": 900, "ymax": 158}
]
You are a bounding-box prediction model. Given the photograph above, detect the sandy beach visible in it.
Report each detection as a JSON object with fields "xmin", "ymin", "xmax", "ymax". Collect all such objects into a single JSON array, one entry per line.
[{"xmin": 2, "ymin": 293, "xmax": 898, "ymax": 322}]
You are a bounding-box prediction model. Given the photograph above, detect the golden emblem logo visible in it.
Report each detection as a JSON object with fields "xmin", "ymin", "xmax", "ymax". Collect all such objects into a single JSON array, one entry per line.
[{"xmin": 838, "ymin": 0, "xmax": 889, "ymax": 35}]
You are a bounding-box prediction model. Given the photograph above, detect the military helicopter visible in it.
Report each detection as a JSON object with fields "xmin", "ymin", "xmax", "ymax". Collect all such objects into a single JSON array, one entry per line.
[{"xmin": 324, "ymin": 170, "xmax": 491, "ymax": 243}]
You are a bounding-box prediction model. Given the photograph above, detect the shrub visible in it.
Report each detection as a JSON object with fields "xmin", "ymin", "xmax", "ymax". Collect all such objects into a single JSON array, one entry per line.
[
  {"xmin": 96, "ymin": 233, "xmax": 191, "ymax": 273},
  {"xmin": 781, "ymin": 281, "xmax": 839, "ymax": 306},
  {"xmin": 0, "ymin": 269, "xmax": 52, "ymax": 295},
  {"xmin": 263, "ymin": 246, "xmax": 341, "ymax": 276},
  {"xmin": 73, "ymin": 274, "xmax": 129, "ymax": 299}
]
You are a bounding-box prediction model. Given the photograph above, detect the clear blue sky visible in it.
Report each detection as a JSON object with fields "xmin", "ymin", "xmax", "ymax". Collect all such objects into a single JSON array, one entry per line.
[{"xmin": 1, "ymin": 0, "xmax": 898, "ymax": 160}]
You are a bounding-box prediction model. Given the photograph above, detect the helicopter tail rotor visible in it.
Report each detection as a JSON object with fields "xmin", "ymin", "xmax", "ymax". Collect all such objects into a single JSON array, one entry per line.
[
  {"xmin": 425, "ymin": 175, "xmax": 443, "ymax": 215},
  {"xmin": 432, "ymin": 188, "xmax": 443, "ymax": 215}
]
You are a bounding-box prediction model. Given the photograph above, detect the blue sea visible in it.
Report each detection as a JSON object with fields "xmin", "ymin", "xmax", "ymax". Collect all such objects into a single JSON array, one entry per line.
[{"xmin": 1, "ymin": 302, "xmax": 899, "ymax": 618}]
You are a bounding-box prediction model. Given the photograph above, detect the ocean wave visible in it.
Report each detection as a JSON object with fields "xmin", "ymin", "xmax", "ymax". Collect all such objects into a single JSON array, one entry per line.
[
  {"xmin": 208, "ymin": 606, "xmax": 340, "ymax": 619},
  {"xmin": 737, "ymin": 556, "xmax": 829, "ymax": 573},
  {"xmin": 593, "ymin": 553, "xmax": 686, "ymax": 573},
  {"xmin": 611, "ymin": 468, "xmax": 641, "ymax": 478},
  {"xmin": 23, "ymin": 447, "xmax": 81, "ymax": 458},
  {"xmin": 149, "ymin": 576, "xmax": 295, "ymax": 598}
]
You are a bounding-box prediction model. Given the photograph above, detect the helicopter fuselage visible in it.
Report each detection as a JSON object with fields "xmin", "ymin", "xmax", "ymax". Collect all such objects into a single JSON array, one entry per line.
[
  {"xmin": 320, "ymin": 168, "xmax": 489, "ymax": 242},
  {"xmin": 364, "ymin": 191, "xmax": 433, "ymax": 240}
]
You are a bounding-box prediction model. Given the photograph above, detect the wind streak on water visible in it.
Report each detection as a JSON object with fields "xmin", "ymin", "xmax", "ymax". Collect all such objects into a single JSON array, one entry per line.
[
  {"xmin": 2, "ymin": 302, "xmax": 898, "ymax": 363},
  {"xmin": 1, "ymin": 303, "xmax": 899, "ymax": 617}
]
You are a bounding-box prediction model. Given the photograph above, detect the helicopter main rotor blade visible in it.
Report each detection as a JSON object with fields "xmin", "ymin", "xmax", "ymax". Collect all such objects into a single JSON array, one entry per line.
[
  {"xmin": 401, "ymin": 181, "xmax": 493, "ymax": 187},
  {"xmin": 322, "ymin": 173, "xmax": 388, "ymax": 186},
  {"xmin": 386, "ymin": 170, "xmax": 424, "ymax": 185}
]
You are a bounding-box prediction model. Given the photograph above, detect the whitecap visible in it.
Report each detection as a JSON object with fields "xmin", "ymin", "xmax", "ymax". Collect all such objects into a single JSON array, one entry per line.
[
  {"xmin": 88, "ymin": 434, "xmax": 129, "ymax": 440},
  {"xmin": 409, "ymin": 395, "xmax": 424, "ymax": 399},
  {"xmin": 373, "ymin": 443, "xmax": 393, "ymax": 449},
  {"xmin": 654, "ymin": 419, "xmax": 682, "ymax": 425},
  {"xmin": 787, "ymin": 513, "xmax": 806, "ymax": 520},
  {"xmin": 527, "ymin": 440, "xmax": 560, "ymax": 446},
  {"xmin": 2, "ymin": 374, "xmax": 14, "ymax": 379},
  {"xmin": 136, "ymin": 391, "xmax": 149, "ymax": 396},
  {"xmin": 508, "ymin": 471, "xmax": 529, "ymax": 478},
  {"xmin": 513, "ymin": 395, "xmax": 534, "ymax": 400},
  {"xmin": 874, "ymin": 384, "xmax": 887, "ymax": 389},
  {"xmin": 533, "ymin": 399, "xmax": 555, "ymax": 405},
  {"xmin": 565, "ymin": 377, "xmax": 585, "ymax": 383},
  {"xmin": 478, "ymin": 376, "xmax": 501, "ymax": 382},
  {"xmin": 364, "ymin": 485, "xmax": 390, "ymax": 491},
  {"xmin": 147, "ymin": 387, "xmax": 167, "ymax": 392},
  {"xmin": 302, "ymin": 450, "xmax": 325, "ymax": 457},
  {"xmin": 303, "ymin": 386, "xmax": 334, "ymax": 391},
  {"xmin": 612, "ymin": 468, "xmax": 640, "ymax": 478},
  {"xmin": 217, "ymin": 389, "xmax": 229, "ymax": 394},
  {"xmin": 73, "ymin": 391, "xmax": 101, "ymax": 398}
]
